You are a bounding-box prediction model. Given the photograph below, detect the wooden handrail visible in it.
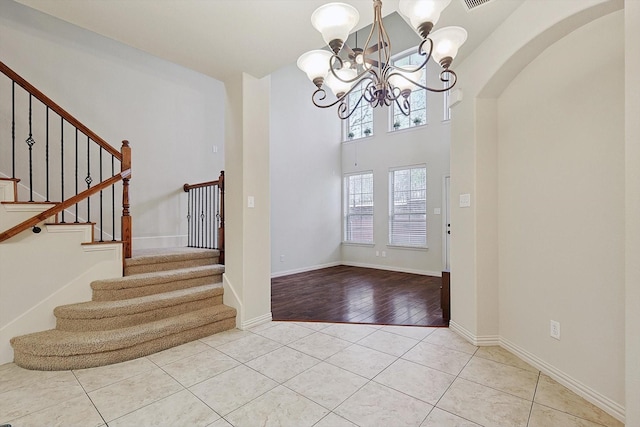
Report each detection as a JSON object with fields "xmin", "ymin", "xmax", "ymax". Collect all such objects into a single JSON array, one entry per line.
[
  {"xmin": 183, "ymin": 179, "xmax": 221, "ymax": 192},
  {"xmin": 0, "ymin": 61, "xmax": 122, "ymax": 160},
  {"xmin": 0, "ymin": 170, "xmax": 131, "ymax": 243}
]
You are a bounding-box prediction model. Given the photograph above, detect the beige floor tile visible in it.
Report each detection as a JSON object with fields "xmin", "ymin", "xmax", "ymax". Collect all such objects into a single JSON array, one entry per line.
[
  {"xmin": 335, "ymin": 381, "xmax": 433, "ymax": 427},
  {"xmin": 380, "ymin": 325, "xmax": 439, "ymax": 340},
  {"xmin": 285, "ymin": 362, "xmax": 368, "ymax": 410},
  {"xmin": 294, "ymin": 322, "xmax": 332, "ymax": 331},
  {"xmin": 216, "ymin": 333, "xmax": 282, "ymax": 363},
  {"xmin": 314, "ymin": 412, "xmax": 359, "ymax": 427},
  {"xmin": 207, "ymin": 419, "xmax": 233, "ymax": 427},
  {"xmin": 459, "ymin": 356, "xmax": 539, "ymax": 400},
  {"xmin": 246, "ymin": 346, "xmax": 320, "ymax": 383},
  {"xmin": 424, "ymin": 328, "xmax": 478, "ymax": 354},
  {"xmin": 529, "ymin": 403, "xmax": 609, "ymax": 427},
  {"xmin": 0, "ymin": 370, "xmax": 85, "ymax": 421},
  {"xmin": 356, "ymin": 329, "xmax": 419, "ymax": 357},
  {"xmin": 437, "ymin": 378, "xmax": 532, "ymax": 427},
  {"xmin": 6, "ymin": 394, "xmax": 103, "ymax": 427},
  {"xmin": 421, "ymin": 407, "xmax": 482, "ymax": 427},
  {"xmin": 161, "ymin": 347, "xmax": 239, "ymax": 387},
  {"xmin": 374, "ymin": 358, "xmax": 455, "ymax": 405},
  {"xmin": 288, "ymin": 331, "xmax": 351, "ymax": 360},
  {"xmin": 0, "ymin": 363, "xmax": 66, "ymax": 394},
  {"xmin": 108, "ymin": 389, "xmax": 220, "ymax": 427},
  {"xmin": 534, "ymin": 374, "xmax": 624, "ymax": 427},
  {"xmin": 402, "ymin": 341, "xmax": 473, "ymax": 375},
  {"xmin": 320, "ymin": 323, "xmax": 379, "ymax": 342},
  {"xmin": 225, "ymin": 385, "xmax": 329, "ymax": 427},
  {"xmin": 325, "ymin": 343, "xmax": 397, "ymax": 379},
  {"xmin": 474, "ymin": 346, "xmax": 539, "ymax": 373},
  {"xmin": 88, "ymin": 368, "xmax": 183, "ymax": 422},
  {"xmin": 146, "ymin": 340, "xmax": 211, "ymax": 366},
  {"xmin": 73, "ymin": 357, "xmax": 156, "ymax": 392},
  {"xmin": 189, "ymin": 364, "xmax": 277, "ymax": 416},
  {"xmin": 252, "ymin": 322, "xmax": 315, "ymax": 344},
  {"xmin": 199, "ymin": 328, "xmax": 253, "ymax": 348}
]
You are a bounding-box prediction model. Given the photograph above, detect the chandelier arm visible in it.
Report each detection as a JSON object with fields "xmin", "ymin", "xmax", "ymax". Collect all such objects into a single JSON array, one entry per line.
[
  {"xmin": 386, "ymin": 69, "xmax": 459, "ymax": 93},
  {"xmin": 338, "ymin": 91, "xmax": 366, "ymax": 120},
  {"xmin": 394, "ymin": 96, "xmax": 411, "ymax": 116},
  {"xmin": 417, "ymin": 38, "xmax": 434, "ymax": 63},
  {"xmin": 329, "ymin": 54, "xmax": 380, "ymax": 84}
]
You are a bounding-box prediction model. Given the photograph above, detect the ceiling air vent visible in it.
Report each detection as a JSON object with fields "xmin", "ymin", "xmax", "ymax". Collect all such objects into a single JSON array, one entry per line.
[{"xmin": 461, "ymin": 0, "xmax": 493, "ymax": 11}]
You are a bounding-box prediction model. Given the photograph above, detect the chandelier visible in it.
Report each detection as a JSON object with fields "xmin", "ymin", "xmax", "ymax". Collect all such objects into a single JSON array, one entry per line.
[{"xmin": 297, "ymin": 0, "xmax": 467, "ymax": 119}]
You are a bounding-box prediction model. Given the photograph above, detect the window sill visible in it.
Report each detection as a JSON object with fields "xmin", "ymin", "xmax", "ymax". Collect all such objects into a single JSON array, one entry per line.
[
  {"xmin": 386, "ymin": 244, "xmax": 429, "ymax": 251},
  {"xmin": 388, "ymin": 123, "xmax": 428, "ymax": 135},
  {"xmin": 343, "ymin": 135, "xmax": 374, "ymax": 144},
  {"xmin": 342, "ymin": 241, "xmax": 375, "ymax": 247}
]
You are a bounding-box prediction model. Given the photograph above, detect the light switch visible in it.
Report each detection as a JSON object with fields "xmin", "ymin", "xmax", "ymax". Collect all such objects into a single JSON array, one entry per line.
[
  {"xmin": 459, "ymin": 193, "xmax": 471, "ymax": 208},
  {"xmin": 248, "ymin": 196, "xmax": 255, "ymax": 208},
  {"xmin": 434, "ymin": 208, "xmax": 441, "ymax": 215}
]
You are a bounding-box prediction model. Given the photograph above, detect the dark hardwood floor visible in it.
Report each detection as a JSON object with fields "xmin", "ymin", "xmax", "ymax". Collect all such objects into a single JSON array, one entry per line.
[{"xmin": 271, "ymin": 265, "xmax": 447, "ymax": 327}]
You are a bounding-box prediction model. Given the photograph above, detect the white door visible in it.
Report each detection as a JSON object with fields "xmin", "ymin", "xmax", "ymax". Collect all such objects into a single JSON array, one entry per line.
[{"xmin": 443, "ymin": 175, "xmax": 451, "ymax": 270}]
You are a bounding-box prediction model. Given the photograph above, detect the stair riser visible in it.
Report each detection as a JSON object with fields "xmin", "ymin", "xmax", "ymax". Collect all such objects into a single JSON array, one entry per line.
[
  {"xmin": 92, "ymin": 274, "xmax": 223, "ymax": 301},
  {"xmin": 124, "ymin": 256, "xmax": 218, "ymax": 275},
  {"xmin": 13, "ymin": 317, "xmax": 236, "ymax": 371},
  {"xmin": 56, "ymin": 295, "xmax": 223, "ymax": 331}
]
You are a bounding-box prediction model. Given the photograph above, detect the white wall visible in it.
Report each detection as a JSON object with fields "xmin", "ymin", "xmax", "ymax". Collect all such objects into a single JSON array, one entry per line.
[
  {"xmin": 625, "ymin": 0, "xmax": 640, "ymax": 424},
  {"xmin": 449, "ymin": 0, "xmax": 626, "ymax": 420},
  {"xmin": 0, "ymin": 1, "xmax": 225, "ymax": 250},
  {"xmin": 341, "ymin": 66, "xmax": 451, "ymax": 276},
  {"xmin": 270, "ymin": 64, "xmax": 342, "ymax": 276},
  {"xmin": 497, "ymin": 9, "xmax": 624, "ymax": 409}
]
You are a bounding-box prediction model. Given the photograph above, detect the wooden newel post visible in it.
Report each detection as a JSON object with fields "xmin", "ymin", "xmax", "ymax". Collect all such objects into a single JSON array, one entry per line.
[
  {"xmin": 218, "ymin": 170, "xmax": 225, "ymax": 264},
  {"xmin": 121, "ymin": 140, "xmax": 132, "ymax": 258}
]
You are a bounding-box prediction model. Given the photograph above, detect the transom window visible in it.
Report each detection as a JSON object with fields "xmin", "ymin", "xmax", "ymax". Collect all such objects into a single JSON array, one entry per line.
[
  {"xmin": 391, "ymin": 51, "xmax": 427, "ymax": 131},
  {"xmin": 345, "ymin": 83, "xmax": 373, "ymax": 141},
  {"xmin": 389, "ymin": 165, "xmax": 427, "ymax": 247},
  {"xmin": 344, "ymin": 172, "xmax": 374, "ymax": 243}
]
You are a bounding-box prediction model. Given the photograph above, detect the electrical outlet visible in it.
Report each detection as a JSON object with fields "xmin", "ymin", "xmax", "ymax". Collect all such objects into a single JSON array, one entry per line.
[
  {"xmin": 381, "ymin": 251, "xmax": 386, "ymax": 257},
  {"xmin": 550, "ymin": 320, "xmax": 560, "ymax": 340},
  {"xmin": 280, "ymin": 255, "xmax": 285, "ymax": 263},
  {"xmin": 375, "ymin": 250, "xmax": 380, "ymax": 257}
]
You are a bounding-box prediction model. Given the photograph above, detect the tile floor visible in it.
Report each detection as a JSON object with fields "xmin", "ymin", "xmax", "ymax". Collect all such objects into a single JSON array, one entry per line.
[{"xmin": 0, "ymin": 322, "xmax": 624, "ymax": 427}]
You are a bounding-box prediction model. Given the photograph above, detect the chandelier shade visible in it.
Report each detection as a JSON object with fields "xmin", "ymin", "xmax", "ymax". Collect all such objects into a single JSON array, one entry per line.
[
  {"xmin": 398, "ymin": 0, "xmax": 452, "ymax": 37},
  {"xmin": 298, "ymin": 0, "xmax": 467, "ymax": 119},
  {"xmin": 311, "ymin": 3, "xmax": 360, "ymax": 53}
]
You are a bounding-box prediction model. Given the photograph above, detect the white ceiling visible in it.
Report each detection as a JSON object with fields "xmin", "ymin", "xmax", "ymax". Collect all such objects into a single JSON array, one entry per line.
[{"xmin": 14, "ymin": 0, "xmax": 522, "ymax": 82}]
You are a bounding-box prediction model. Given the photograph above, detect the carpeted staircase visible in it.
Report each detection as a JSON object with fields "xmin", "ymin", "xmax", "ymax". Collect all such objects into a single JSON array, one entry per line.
[{"xmin": 10, "ymin": 248, "xmax": 236, "ymax": 371}]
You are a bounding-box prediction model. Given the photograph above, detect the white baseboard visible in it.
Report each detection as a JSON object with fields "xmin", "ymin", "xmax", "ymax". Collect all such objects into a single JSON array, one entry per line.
[
  {"xmin": 222, "ymin": 273, "xmax": 243, "ymax": 329},
  {"xmin": 132, "ymin": 235, "xmax": 188, "ymax": 250},
  {"xmin": 241, "ymin": 312, "xmax": 272, "ymax": 330},
  {"xmin": 500, "ymin": 338, "xmax": 625, "ymax": 424},
  {"xmin": 271, "ymin": 262, "xmax": 341, "ymax": 278},
  {"xmin": 341, "ymin": 261, "xmax": 442, "ymax": 277},
  {"xmin": 448, "ymin": 320, "xmax": 625, "ymax": 424},
  {"xmin": 448, "ymin": 320, "xmax": 500, "ymax": 346}
]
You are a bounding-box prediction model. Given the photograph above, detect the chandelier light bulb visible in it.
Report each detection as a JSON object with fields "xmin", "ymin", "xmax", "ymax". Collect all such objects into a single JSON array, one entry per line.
[
  {"xmin": 389, "ymin": 68, "xmax": 424, "ymax": 93},
  {"xmin": 399, "ymin": 0, "xmax": 452, "ymax": 38},
  {"xmin": 429, "ymin": 26, "xmax": 468, "ymax": 67},
  {"xmin": 311, "ymin": 3, "xmax": 360, "ymax": 53},
  {"xmin": 297, "ymin": 50, "xmax": 333, "ymax": 86},
  {"xmin": 325, "ymin": 68, "xmax": 357, "ymax": 97}
]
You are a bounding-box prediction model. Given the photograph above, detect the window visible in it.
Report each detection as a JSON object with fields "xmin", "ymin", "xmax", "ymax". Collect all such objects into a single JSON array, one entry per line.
[
  {"xmin": 389, "ymin": 165, "xmax": 427, "ymax": 247},
  {"xmin": 391, "ymin": 51, "xmax": 427, "ymax": 131},
  {"xmin": 344, "ymin": 172, "xmax": 374, "ymax": 243},
  {"xmin": 345, "ymin": 83, "xmax": 373, "ymax": 141}
]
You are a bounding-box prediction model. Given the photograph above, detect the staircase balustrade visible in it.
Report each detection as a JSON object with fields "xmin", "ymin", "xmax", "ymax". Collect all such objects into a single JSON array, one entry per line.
[
  {"xmin": 0, "ymin": 61, "xmax": 132, "ymax": 257},
  {"xmin": 183, "ymin": 171, "xmax": 225, "ymax": 263}
]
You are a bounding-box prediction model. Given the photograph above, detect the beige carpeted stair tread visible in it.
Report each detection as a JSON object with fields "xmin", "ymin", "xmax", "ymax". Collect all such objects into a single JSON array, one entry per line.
[
  {"xmin": 55, "ymin": 283, "xmax": 224, "ymax": 319},
  {"xmin": 126, "ymin": 247, "xmax": 219, "ymax": 266},
  {"xmin": 11, "ymin": 305, "xmax": 236, "ymax": 357},
  {"xmin": 91, "ymin": 264, "xmax": 224, "ymax": 301},
  {"xmin": 125, "ymin": 248, "xmax": 220, "ymax": 275}
]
